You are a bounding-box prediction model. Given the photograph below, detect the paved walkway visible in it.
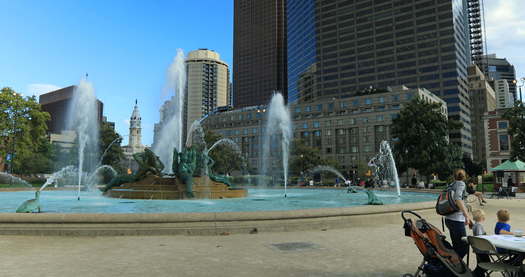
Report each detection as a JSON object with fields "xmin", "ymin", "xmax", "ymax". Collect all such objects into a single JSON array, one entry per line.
[{"xmin": 1, "ymin": 199, "xmax": 523, "ymax": 277}]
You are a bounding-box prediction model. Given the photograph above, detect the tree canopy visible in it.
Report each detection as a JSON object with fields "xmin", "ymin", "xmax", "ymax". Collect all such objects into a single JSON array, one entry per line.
[
  {"xmin": 0, "ymin": 87, "xmax": 53, "ymax": 174},
  {"xmin": 503, "ymin": 102, "xmax": 525, "ymax": 161},
  {"xmin": 289, "ymin": 139, "xmax": 340, "ymax": 177},
  {"xmin": 99, "ymin": 121, "xmax": 124, "ymax": 173},
  {"xmin": 391, "ymin": 97, "xmax": 463, "ymax": 180}
]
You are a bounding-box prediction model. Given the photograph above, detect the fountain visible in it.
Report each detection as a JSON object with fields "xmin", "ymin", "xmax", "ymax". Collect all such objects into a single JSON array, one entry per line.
[
  {"xmin": 0, "ymin": 173, "xmax": 32, "ymax": 188},
  {"xmin": 103, "ymin": 120, "xmax": 246, "ymax": 200},
  {"xmin": 153, "ymin": 49, "xmax": 186, "ymax": 173},
  {"xmin": 309, "ymin": 165, "xmax": 348, "ymax": 183},
  {"xmin": 39, "ymin": 166, "xmax": 76, "ymax": 191},
  {"xmin": 67, "ymin": 79, "xmax": 100, "ymax": 200},
  {"xmin": 85, "ymin": 165, "xmax": 118, "ymax": 189},
  {"xmin": 368, "ymin": 141, "xmax": 401, "ymax": 196},
  {"xmin": 308, "ymin": 165, "xmax": 382, "ymax": 204},
  {"xmin": 97, "ymin": 136, "xmax": 124, "ymax": 167},
  {"xmin": 207, "ymin": 138, "xmax": 241, "ymax": 155},
  {"xmin": 261, "ymin": 93, "xmax": 292, "ymax": 197}
]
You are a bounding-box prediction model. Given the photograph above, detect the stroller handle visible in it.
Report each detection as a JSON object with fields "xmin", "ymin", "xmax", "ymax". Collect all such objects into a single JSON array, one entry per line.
[{"xmin": 401, "ymin": 210, "xmax": 422, "ymax": 221}]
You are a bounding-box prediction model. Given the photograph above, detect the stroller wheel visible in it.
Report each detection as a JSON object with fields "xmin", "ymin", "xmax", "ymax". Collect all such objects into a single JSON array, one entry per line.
[{"xmin": 402, "ymin": 274, "xmax": 414, "ymax": 277}]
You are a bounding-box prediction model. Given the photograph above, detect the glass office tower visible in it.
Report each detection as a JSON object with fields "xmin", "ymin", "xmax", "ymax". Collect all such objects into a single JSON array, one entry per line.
[
  {"xmin": 287, "ymin": 0, "xmax": 473, "ymax": 155},
  {"xmin": 233, "ymin": 0, "xmax": 287, "ymax": 108}
]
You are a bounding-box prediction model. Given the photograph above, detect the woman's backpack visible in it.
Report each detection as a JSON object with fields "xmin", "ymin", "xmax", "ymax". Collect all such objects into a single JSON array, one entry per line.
[{"xmin": 435, "ymin": 182, "xmax": 460, "ymax": 216}]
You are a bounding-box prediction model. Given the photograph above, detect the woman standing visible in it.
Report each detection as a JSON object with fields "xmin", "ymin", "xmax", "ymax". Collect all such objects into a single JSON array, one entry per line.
[{"xmin": 445, "ymin": 169, "xmax": 473, "ymax": 259}]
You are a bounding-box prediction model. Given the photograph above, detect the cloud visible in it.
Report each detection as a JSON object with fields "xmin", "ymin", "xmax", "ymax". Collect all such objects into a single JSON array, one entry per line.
[
  {"xmin": 484, "ymin": 0, "xmax": 525, "ymax": 79},
  {"xmin": 485, "ymin": 0, "xmax": 525, "ymax": 47},
  {"xmin": 25, "ymin": 83, "xmax": 61, "ymax": 96}
]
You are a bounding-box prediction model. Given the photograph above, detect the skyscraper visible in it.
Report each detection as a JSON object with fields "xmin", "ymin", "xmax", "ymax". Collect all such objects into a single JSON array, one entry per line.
[
  {"xmin": 478, "ymin": 54, "xmax": 517, "ymax": 99},
  {"xmin": 467, "ymin": 0, "xmax": 486, "ymax": 65},
  {"xmin": 185, "ymin": 49, "xmax": 229, "ymax": 132},
  {"xmin": 468, "ymin": 65, "xmax": 495, "ymax": 165},
  {"xmin": 233, "ymin": 0, "xmax": 287, "ymax": 108},
  {"xmin": 287, "ymin": 0, "xmax": 473, "ymax": 155},
  {"xmin": 492, "ymin": 79, "xmax": 514, "ymax": 109}
]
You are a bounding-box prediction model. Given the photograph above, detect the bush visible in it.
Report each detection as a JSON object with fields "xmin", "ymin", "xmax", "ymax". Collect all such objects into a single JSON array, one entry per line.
[
  {"xmin": 477, "ymin": 183, "xmax": 494, "ymax": 192},
  {"xmin": 482, "ymin": 175, "xmax": 495, "ymax": 183}
]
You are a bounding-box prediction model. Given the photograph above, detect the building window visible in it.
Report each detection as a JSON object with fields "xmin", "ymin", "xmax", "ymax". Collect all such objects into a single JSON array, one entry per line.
[
  {"xmin": 303, "ymin": 122, "xmax": 308, "ymax": 129},
  {"xmin": 376, "ymin": 115, "xmax": 384, "ymax": 121},
  {"xmin": 365, "ymin": 98, "xmax": 372, "ymax": 105},
  {"xmin": 378, "ymin": 97, "xmax": 385, "ymax": 104},
  {"xmin": 305, "ymin": 106, "xmax": 311, "ymax": 112},
  {"xmin": 313, "ymin": 121, "xmax": 320, "ymax": 128},
  {"xmin": 295, "ymin": 107, "xmax": 301, "ymax": 113},
  {"xmin": 317, "ymin": 104, "xmax": 323, "ymax": 111},
  {"xmin": 328, "ymin": 103, "xmax": 334, "ymax": 112},
  {"xmin": 499, "ymin": 135, "xmax": 510, "ymax": 151},
  {"xmin": 349, "ymin": 118, "xmax": 355, "ymax": 124},
  {"xmin": 353, "ymin": 100, "xmax": 359, "ymax": 106},
  {"xmin": 351, "ymin": 146, "xmax": 358, "ymax": 153},
  {"xmin": 498, "ymin": 121, "xmax": 509, "ymax": 129}
]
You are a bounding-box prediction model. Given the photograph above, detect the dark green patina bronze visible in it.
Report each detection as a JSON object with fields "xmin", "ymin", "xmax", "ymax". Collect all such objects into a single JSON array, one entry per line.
[{"xmin": 105, "ymin": 143, "xmax": 232, "ymax": 199}]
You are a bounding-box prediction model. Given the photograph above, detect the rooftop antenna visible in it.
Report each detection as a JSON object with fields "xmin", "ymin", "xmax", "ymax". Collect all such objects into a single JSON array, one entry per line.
[
  {"xmin": 135, "ymin": 99, "xmax": 138, "ymax": 105},
  {"xmin": 85, "ymin": 73, "xmax": 89, "ymax": 80}
]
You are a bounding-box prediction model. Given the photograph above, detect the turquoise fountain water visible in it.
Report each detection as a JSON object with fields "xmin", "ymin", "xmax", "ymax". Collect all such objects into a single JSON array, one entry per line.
[{"xmin": 1, "ymin": 189, "xmax": 435, "ymax": 213}]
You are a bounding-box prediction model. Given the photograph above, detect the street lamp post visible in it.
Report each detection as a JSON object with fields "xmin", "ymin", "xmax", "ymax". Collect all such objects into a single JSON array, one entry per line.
[
  {"xmin": 9, "ymin": 92, "xmax": 20, "ymax": 186},
  {"xmin": 512, "ymin": 78, "xmax": 525, "ymax": 102}
]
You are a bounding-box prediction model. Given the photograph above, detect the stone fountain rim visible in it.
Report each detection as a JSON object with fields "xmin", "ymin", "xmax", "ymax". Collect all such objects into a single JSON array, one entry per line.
[{"xmin": 0, "ymin": 201, "xmax": 434, "ymax": 223}]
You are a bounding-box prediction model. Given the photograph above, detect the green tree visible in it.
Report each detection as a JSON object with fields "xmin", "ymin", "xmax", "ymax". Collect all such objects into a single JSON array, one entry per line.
[
  {"xmin": 0, "ymin": 87, "xmax": 53, "ymax": 174},
  {"xmin": 203, "ymin": 130, "xmax": 244, "ymax": 175},
  {"xmin": 391, "ymin": 97, "xmax": 463, "ymax": 181},
  {"xmin": 503, "ymin": 102, "xmax": 525, "ymax": 161},
  {"xmin": 462, "ymin": 155, "xmax": 483, "ymax": 177},
  {"xmin": 99, "ymin": 121, "xmax": 124, "ymax": 173},
  {"xmin": 289, "ymin": 139, "xmax": 339, "ymax": 177}
]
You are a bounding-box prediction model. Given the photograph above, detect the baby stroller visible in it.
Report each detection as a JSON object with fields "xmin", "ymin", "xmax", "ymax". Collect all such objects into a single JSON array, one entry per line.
[{"xmin": 401, "ymin": 210, "xmax": 472, "ymax": 277}]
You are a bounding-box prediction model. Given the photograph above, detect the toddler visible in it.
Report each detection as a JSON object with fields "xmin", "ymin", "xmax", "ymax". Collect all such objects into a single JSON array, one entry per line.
[
  {"xmin": 494, "ymin": 209, "xmax": 513, "ymax": 235},
  {"xmin": 472, "ymin": 209, "xmax": 486, "ymax": 236}
]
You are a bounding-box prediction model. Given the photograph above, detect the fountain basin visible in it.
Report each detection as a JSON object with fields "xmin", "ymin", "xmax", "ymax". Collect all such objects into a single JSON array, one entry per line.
[{"xmin": 0, "ymin": 189, "xmax": 436, "ymax": 235}]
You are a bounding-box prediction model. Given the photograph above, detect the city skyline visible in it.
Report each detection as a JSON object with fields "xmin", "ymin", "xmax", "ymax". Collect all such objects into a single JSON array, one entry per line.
[{"xmin": 0, "ymin": 0, "xmax": 524, "ymax": 146}]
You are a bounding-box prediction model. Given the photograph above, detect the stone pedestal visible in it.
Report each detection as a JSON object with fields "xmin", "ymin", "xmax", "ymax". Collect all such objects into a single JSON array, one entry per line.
[{"xmin": 105, "ymin": 175, "xmax": 247, "ymax": 200}]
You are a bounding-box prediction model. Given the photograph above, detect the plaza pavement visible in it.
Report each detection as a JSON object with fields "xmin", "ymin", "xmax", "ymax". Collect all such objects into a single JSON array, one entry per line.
[{"xmin": 0, "ymin": 198, "xmax": 523, "ymax": 277}]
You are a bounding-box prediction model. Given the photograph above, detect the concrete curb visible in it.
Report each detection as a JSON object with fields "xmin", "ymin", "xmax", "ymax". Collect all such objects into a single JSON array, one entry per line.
[{"xmin": 0, "ymin": 201, "xmax": 435, "ymax": 236}]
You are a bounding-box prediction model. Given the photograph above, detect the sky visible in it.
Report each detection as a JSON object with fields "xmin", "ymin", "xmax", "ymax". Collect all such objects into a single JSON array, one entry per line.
[
  {"xmin": 0, "ymin": 0, "xmax": 233, "ymax": 145},
  {"xmin": 0, "ymin": 0, "xmax": 524, "ymax": 146}
]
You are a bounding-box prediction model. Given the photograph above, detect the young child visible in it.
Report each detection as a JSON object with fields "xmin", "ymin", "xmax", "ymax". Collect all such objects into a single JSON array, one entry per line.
[
  {"xmin": 472, "ymin": 209, "xmax": 487, "ymax": 236},
  {"xmin": 495, "ymin": 209, "xmax": 514, "ymax": 235}
]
